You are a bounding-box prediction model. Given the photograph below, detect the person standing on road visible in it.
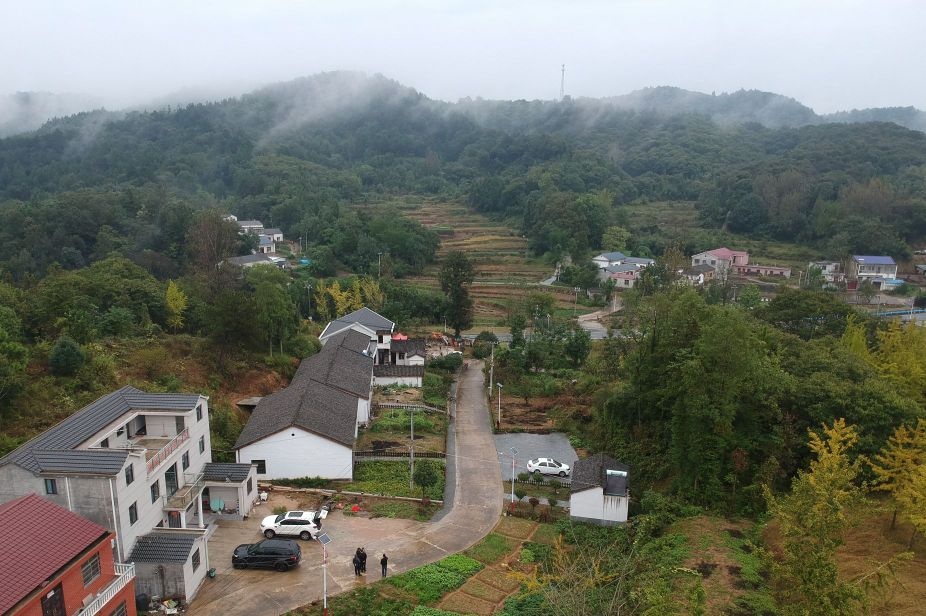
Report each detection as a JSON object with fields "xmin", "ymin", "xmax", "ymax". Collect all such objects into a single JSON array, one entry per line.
[
  {"xmin": 352, "ymin": 552, "xmax": 361, "ymax": 576},
  {"xmin": 380, "ymin": 553, "xmax": 388, "ymax": 577},
  {"xmin": 359, "ymin": 547, "xmax": 367, "ymax": 573}
]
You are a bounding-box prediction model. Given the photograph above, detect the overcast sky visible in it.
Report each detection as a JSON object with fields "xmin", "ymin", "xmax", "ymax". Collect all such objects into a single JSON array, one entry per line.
[{"xmin": 2, "ymin": 0, "xmax": 924, "ymax": 113}]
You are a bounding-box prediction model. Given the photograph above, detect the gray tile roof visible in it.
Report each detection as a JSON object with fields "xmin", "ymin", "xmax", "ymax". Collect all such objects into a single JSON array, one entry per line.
[
  {"xmin": 688, "ymin": 264, "xmax": 716, "ymax": 274},
  {"xmin": 323, "ymin": 329, "xmax": 375, "ymax": 355},
  {"xmin": 374, "ymin": 365, "xmax": 424, "ymax": 377},
  {"xmin": 596, "ymin": 251, "xmax": 626, "ymax": 262},
  {"xmin": 295, "ymin": 334, "xmax": 374, "ymax": 399},
  {"xmin": 129, "ymin": 533, "xmax": 197, "ymax": 563},
  {"xmin": 202, "ymin": 462, "xmax": 254, "ymax": 483},
  {"xmin": 320, "ymin": 307, "xmax": 394, "ymax": 340},
  {"xmin": 226, "ymin": 254, "xmax": 272, "ymax": 266},
  {"xmin": 33, "ymin": 449, "xmax": 130, "ymax": 476},
  {"xmin": 390, "ymin": 338, "xmax": 426, "ymax": 356},
  {"xmin": 234, "ymin": 377, "xmax": 359, "ymax": 449},
  {"xmin": 0, "ymin": 386, "xmax": 203, "ymax": 474},
  {"xmin": 571, "ymin": 453, "xmax": 629, "ymax": 496}
]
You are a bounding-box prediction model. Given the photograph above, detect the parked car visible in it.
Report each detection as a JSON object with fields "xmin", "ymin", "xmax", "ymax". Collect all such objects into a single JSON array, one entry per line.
[
  {"xmin": 527, "ymin": 458, "xmax": 571, "ymax": 477},
  {"xmin": 259, "ymin": 509, "xmax": 327, "ymax": 540},
  {"xmin": 232, "ymin": 539, "xmax": 301, "ymax": 571}
]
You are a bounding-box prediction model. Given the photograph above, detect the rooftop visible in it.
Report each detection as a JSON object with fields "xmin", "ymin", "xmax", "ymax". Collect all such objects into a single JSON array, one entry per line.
[
  {"xmin": 202, "ymin": 462, "xmax": 254, "ymax": 483},
  {"xmin": 129, "ymin": 532, "xmax": 197, "ymax": 563},
  {"xmin": 0, "ymin": 494, "xmax": 110, "ymax": 613},
  {"xmin": 852, "ymin": 255, "xmax": 896, "ymax": 265},
  {"xmin": 571, "ymin": 453, "xmax": 629, "ymax": 496},
  {"xmin": 319, "ymin": 307, "xmax": 395, "ymax": 340},
  {"xmin": 0, "ymin": 386, "xmax": 202, "ymax": 475}
]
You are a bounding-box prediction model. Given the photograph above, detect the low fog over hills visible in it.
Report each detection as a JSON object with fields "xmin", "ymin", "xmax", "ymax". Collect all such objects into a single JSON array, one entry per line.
[{"xmin": 2, "ymin": 75, "xmax": 926, "ymax": 139}]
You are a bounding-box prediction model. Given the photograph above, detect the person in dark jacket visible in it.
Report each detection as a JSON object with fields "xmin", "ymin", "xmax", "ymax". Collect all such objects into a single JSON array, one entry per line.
[
  {"xmin": 380, "ymin": 553, "xmax": 388, "ymax": 577},
  {"xmin": 352, "ymin": 552, "xmax": 361, "ymax": 576},
  {"xmin": 359, "ymin": 547, "xmax": 367, "ymax": 573}
]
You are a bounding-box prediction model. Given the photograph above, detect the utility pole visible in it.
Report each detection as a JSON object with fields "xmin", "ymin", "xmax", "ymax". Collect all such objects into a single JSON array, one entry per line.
[
  {"xmin": 409, "ymin": 408, "xmax": 415, "ymax": 490},
  {"xmin": 573, "ymin": 287, "xmax": 580, "ymax": 316},
  {"xmin": 510, "ymin": 447, "xmax": 518, "ymax": 503},
  {"xmin": 378, "ymin": 252, "xmax": 383, "ymax": 279},
  {"xmin": 488, "ymin": 343, "xmax": 495, "ymax": 397},
  {"xmin": 560, "ymin": 64, "xmax": 566, "ymax": 100},
  {"xmin": 496, "ymin": 383, "xmax": 503, "ymax": 429}
]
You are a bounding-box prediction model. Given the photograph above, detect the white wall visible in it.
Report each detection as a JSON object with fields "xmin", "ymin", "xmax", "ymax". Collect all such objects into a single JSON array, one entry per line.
[
  {"xmin": 374, "ymin": 376, "xmax": 422, "ymax": 387},
  {"xmin": 357, "ymin": 398, "xmax": 370, "ymax": 427},
  {"xmin": 570, "ymin": 488, "xmax": 628, "ymax": 525},
  {"xmin": 237, "ymin": 427, "xmax": 354, "ymax": 480},
  {"xmin": 407, "ymin": 355, "xmax": 425, "ymax": 366}
]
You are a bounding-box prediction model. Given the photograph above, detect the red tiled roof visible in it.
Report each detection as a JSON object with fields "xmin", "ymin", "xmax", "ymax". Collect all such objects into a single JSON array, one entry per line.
[
  {"xmin": 0, "ymin": 494, "xmax": 110, "ymax": 613},
  {"xmin": 705, "ymin": 247, "xmax": 748, "ymax": 260}
]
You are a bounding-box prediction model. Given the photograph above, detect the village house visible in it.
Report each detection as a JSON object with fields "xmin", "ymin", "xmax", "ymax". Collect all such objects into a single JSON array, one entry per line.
[
  {"xmin": 848, "ymin": 255, "xmax": 898, "ymax": 286},
  {"xmin": 0, "ymin": 494, "xmax": 137, "ymax": 616},
  {"xmin": 234, "ymin": 328, "xmax": 375, "ymax": 480},
  {"xmin": 569, "ymin": 454, "xmax": 630, "ymax": 526},
  {"xmin": 0, "ymin": 387, "xmax": 256, "ymax": 603},
  {"xmin": 591, "ymin": 251, "xmax": 626, "ymax": 270},
  {"xmin": 223, "ymin": 254, "xmax": 287, "ymax": 269},
  {"xmin": 691, "ymin": 247, "xmax": 749, "ymax": 277},
  {"xmin": 808, "ymin": 260, "xmax": 844, "ymax": 283},
  {"xmin": 681, "ymin": 263, "xmax": 716, "ymax": 286},
  {"xmin": 607, "ymin": 263, "xmax": 643, "ymax": 288},
  {"xmin": 235, "ymin": 220, "xmax": 264, "ymax": 235},
  {"xmin": 375, "ymin": 335, "xmax": 426, "ymax": 386}
]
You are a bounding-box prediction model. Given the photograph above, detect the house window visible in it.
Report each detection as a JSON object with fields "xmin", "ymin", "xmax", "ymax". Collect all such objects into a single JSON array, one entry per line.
[
  {"xmin": 175, "ymin": 416, "xmax": 185, "ymax": 433},
  {"xmin": 199, "ymin": 436, "xmax": 205, "ymax": 454},
  {"xmin": 192, "ymin": 548, "xmax": 201, "ymax": 571},
  {"xmin": 44, "ymin": 478, "xmax": 57, "ymax": 495},
  {"xmin": 125, "ymin": 464, "xmax": 134, "ymax": 486},
  {"xmin": 253, "ymin": 459, "xmax": 267, "ymax": 474},
  {"xmin": 247, "ymin": 478, "xmax": 253, "ymax": 494},
  {"xmin": 129, "ymin": 502, "xmax": 138, "ymax": 525},
  {"xmin": 100, "ymin": 438, "xmax": 109, "ymax": 448},
  {"xmin": 81, "ymin": 554, "xmax": 101, "ymax": 586},
  {"xmin": 151, "ymin": 480, "xmax": 160, "ymax": 504},
  {"xmin": 182, "ymin": 451, "xmax": 190, "ymax": 470},
  {"xmin": 109, "ymin": 602, "xmax": 128, "ymax": 616},
  {"xmin": 196, "ymin": 405, "xmax": 203, "ymax": 421}
]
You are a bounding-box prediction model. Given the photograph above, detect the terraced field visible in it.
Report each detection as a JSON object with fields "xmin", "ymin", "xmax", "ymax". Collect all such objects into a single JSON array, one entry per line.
[{"xmin": 393, "ymin": 199, "xmax": 577, "ymax": 326}]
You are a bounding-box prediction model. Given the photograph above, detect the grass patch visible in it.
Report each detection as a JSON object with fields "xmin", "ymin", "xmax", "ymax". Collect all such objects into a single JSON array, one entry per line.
[
  {"xmin": 530, "ymin": 523, "xmax": 562, "ymax": 546},
  {"xmin": 371, "ymin": 409, "xmax": 437, "ymax": 433},
  {"xmin": 369, "ymin": 499, "xmax": 440, "ymax": 521},
  {"xmin": 343, "ymin": 460, "xmax": 445, "ymax": 499},
  {"xmin": 437, "ymin": 554, "xmax": 484, "ymax": 576},
  {"xmin": 722, "ymin": 531, "xmax": 768, "ymax": 587},
  {"xmin": 436, "ymin": 593, "xmax": 495, "ymax": 616},
  {"xmin": 495, "ymin": 516, "xmax": 535, "ymax": 540},
  {"xmin": 290, "ymin": 586, "xmax": 414, "ymax": 615},
  {"xmin": 464, "ymin": 533, "xmax": 516, "ymax": 564},
  {"xmin": 473, "ymin": 567, "xmax": 522, "ymax": 592},
  {"xmin": 411, "ymin": 607, "xmax": 470, "ymax": 616}
]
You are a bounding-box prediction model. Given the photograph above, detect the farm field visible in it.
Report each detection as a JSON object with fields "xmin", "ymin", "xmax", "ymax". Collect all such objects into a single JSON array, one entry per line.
[{"xmin": 391, "ymin": 198, "xmax": 585, "ymax": 327}]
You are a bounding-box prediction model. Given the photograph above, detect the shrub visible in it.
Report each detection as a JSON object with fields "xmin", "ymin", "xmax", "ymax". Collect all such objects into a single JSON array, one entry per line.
[
  {"xmin": 428, "ymin": 353, "xmax": 462, "ymax": 372},
  {"xmin": 547, "ymin": 497, "xmax": 558, "ymax": 508},
  {"xmin": 372, "ymin": 409, "xmax": 435, "ymax": 433},
  {"xmin": 472, "ymin": 340, "xmax": 493, "ymax": 359},
  {"xmin": 272, "ymin": 506, "xmax": 287, "ymax": 515},
  {"xmin": 519, "ymin": 547, "xmax": 535, "ymax": 563},
  {"xmin": 514, "ymin": 488, "xmax": 527, "ymax": 501},
  {"xmin": 547, "ymin": 479, "xmax": 561, "ymax": 491},
  {"xmin": 49, "ymin": 336, "xmax": 85, "ymax": 376},
  {"xmin": 517, "ymin": 472, "xmax": 529, "ymax": 482},
  {"xmin": 272, "ymin": 476, "xmax": 331, "ymax": 489},
  {"xmin": 528, "ymin": 497, "xmax": 540, "ymax": 512},
  {"xmin": 464, "ymin": 533, "xmax": 514, "ymax": 564},
  {"xmin": 411, "ymin": 608, "xmax": 461, "ymax": 616}
]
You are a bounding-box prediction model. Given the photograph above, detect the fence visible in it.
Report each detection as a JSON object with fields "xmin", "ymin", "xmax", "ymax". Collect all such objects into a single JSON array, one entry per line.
[{"xmin": 353, "ymin": 450, "xmax": 446, "ymax": 461}]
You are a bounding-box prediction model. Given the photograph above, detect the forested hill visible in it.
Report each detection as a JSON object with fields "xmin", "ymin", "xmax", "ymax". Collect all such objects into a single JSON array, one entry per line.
[{"xmin": 2, "ymin": 72, "xmax": 926, "ymax": 281}]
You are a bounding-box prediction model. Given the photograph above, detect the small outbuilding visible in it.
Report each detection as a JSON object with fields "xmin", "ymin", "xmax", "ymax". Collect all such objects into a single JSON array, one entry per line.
[
  {"xmin": 569, "ymin": 454, "xmax": 630, "ymax": 526},
  {"xmin": 129, "ymin": 531, "xmax": 209, "ymax": 603}
]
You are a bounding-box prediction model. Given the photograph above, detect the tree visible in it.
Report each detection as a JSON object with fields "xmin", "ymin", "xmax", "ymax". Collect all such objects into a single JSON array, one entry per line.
[
  {"xmin": 165, "ymin": 280, "xmax": 188, "ymax": 332},
  {"xmin": 737, "ymin": 284, "xmax": 761, "ymax": 310},
  {"xmin": 765, "ymin": 419, "xmax": 868, "ymax": 615},
  {"xmin": 50, "ymin": 336, "xmax": 85, "ymax": 376},
  {"xmin": 438, "ymin": 251, "xmax": 475, "ymax": 336},
  {"xmin": 0, "ymin": 306, "xmax": 27, "ymax": 414},
  {"xmin": 413, "ymin": 461, "xmax": 439, "ymax": 498},
  {"xmin": 601, "ymin": 225, "xmax": 631, "ymax": 252},
  {"xmin": 563, "ymin": 327, "xmax": 591, "ymax": 367},
  {"xmin": 247, "ymin": 266, "xmax": 299, "ymax": 355},
  {"xmin": 186, "ymin": 210, "xmax": 240, "ymax": 280},
  {"xmin": 895, "ymin": 463, "xmax": 926, "ymax": 548},
  {"xmin": 857, "ymin": 279, "xmax": 877, "ymax": 304},
  {"xmin": 870, "ymin": 421, "xmax": 926, "ymax": 529}
]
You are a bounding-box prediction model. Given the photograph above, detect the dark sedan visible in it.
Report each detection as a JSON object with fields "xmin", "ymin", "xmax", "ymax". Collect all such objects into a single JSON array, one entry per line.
[{"xmin": 232, "ymin": 539, "xmax": 301, "ymax": 571}]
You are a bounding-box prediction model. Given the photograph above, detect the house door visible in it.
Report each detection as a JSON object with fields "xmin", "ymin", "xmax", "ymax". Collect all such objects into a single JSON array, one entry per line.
[
  {"xmin": 168, "ymin": 511, "xmax": 182, "ymax": 528},
  {"xmin": 40, "ymin": 584, "xmax": 65, "ymax": 616},
  {"xmin": 165, "ymin": 463, "xmax": 179, "ymax": 496}
]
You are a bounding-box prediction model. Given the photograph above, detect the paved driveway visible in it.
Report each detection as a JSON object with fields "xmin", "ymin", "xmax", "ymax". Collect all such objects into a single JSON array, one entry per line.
[
  {"xmin": 493, "ymin": 432, "xmax": 579, "ymax": 480},
  {"xmin": 188, "ymin": 361, "xmax": 503, "ymax": 616}
]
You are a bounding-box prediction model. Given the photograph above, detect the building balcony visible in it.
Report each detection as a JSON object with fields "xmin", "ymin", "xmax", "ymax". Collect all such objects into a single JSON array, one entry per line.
[
  {"xmin": 144, "ymin": 428, "xmax": 190, "ymax": 475},
  {"xmin": 163, "ymin": 472, "xmax": 204, "ymax": 511},
  {"xmin": 78, "ymin": 563, "xmax": 135, "ymax": 616}
]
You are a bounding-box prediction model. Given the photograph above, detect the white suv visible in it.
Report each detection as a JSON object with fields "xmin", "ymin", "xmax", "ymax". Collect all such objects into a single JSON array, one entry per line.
[
  {"xmin": 259, "ymin": 510, "xmax": 327, "ymax": 540},
  {"xmin": 526, "ymin": 458, "xmax": 571, "ymax": 477}
]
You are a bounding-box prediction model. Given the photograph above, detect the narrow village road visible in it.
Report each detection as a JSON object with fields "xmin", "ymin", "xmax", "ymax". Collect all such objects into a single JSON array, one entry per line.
[{"xmin": 189, "ymin": 360, "xmax": 502, "ymax": 615}]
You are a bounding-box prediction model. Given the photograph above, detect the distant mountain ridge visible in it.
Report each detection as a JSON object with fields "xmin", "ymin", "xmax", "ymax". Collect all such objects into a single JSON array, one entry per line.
[{"xmin": 1, "ymin": 77, "xmax": 926, "ymax": 138}]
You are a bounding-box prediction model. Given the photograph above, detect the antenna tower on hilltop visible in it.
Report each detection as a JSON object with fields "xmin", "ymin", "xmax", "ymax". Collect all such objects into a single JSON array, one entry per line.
[{"xmin": 560, "ymin": 64, "xmax": 566, "ymax": 100}]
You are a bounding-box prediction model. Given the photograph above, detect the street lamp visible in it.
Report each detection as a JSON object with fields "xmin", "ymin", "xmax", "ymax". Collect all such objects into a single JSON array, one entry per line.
[
  {"xmin": 509, "ymin": 447, "xmax": 518, "ymax": 504},
  {"xmin": 573, "ymin": 287, "xmax": 580, "ymax": 315},
  {"xmin": 318, "ymin": 532, "xmax": 332, "ymax": 616},
  {"xmin": 496, "ymin": 383, "xmax": 503, "ymax": 429}
]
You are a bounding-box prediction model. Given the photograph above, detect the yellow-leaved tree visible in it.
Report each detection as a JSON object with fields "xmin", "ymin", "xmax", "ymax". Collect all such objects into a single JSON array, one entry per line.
[
  {"xmin": 874, "ymin": 320, "xmax": 926, "ymax": 404},
  {"xmin": 870, "ymin": 420, "xmax": 926, "ymax": 529},
  {"xmin": 165, "ymin": 280, "xmax": 187, "ymax": 332},
  {"xmin": 840, "ymin": 314, "xmax": 872, "ymax": 365},
  {"xmin": 765, "ymin": 419, "xmax": 868, "ymax": 615},
  {"xmin": 895, "ymin": 463, "xmax": 926, "ymax": 549}
]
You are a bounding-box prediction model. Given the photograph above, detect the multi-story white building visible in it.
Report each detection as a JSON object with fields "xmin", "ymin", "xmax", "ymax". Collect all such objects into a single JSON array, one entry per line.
[{"xmin": 0, "ymin": 386, "xmax": 256, "ymax": 602}]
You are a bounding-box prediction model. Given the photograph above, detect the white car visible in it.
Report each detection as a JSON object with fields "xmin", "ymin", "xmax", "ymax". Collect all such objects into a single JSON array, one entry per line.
[
  {"xmin": 526, "ymin": 458, "xmax": 571, "ymax": 477},
  {"xmin": 259, "ymin": 509, "xmax": 327, "ymax": 540}
]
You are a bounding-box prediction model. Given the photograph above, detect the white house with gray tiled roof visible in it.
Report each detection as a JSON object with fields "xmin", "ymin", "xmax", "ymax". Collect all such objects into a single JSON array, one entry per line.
[
  {"xmin": 569, "ymin": 454, "xmax": 630, "ymax": 526},
  {"xmin": 0, "ymin": 386, "xmax": 257, "ymax": 602}
]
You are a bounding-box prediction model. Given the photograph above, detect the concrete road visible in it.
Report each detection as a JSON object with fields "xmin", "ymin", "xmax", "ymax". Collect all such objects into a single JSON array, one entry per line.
[
  {"xmin": 188, "ymin": 361, "xmax": 503, "ymax": 616},
  {"xmin": 494, "ymin": 433, "xmax": 579, "ymax": 480}
]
